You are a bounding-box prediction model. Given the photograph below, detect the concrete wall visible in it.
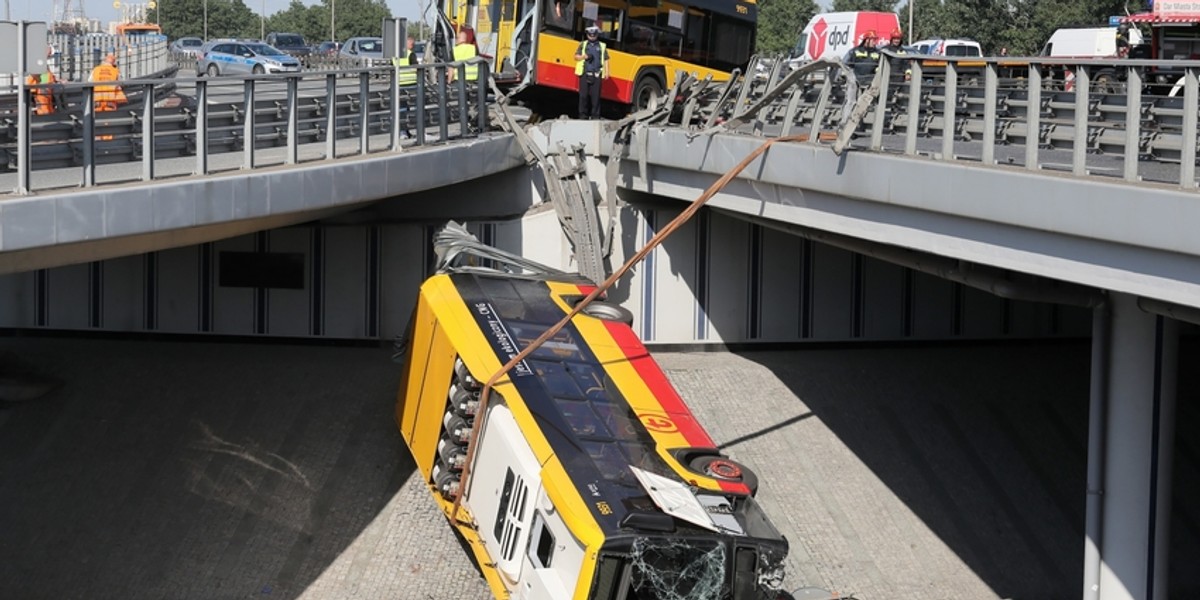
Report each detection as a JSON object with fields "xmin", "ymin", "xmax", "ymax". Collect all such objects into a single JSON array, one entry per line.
[{"xmin": 0, "ymin": 203, "xmax": 1087, "ymax": 343}]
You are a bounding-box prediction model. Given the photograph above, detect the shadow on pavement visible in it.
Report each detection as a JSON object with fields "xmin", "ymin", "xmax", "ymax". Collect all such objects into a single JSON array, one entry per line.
[
  {"xmin": 739, "ymin": 339, "xmax": 1200, "ymax": 599},
  {"xmin": 0, "ymin": 337, "xmax": 423, "ymax": 599}
]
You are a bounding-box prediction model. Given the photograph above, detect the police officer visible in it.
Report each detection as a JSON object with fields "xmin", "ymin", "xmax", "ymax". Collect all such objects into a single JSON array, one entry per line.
[
  {"xmin": 845, "ymin": 30, "xmax": 881, "ymax": 87},
  {"xmin": 573, "ymin": 24, "xmax": 609, "ymax": 120}
]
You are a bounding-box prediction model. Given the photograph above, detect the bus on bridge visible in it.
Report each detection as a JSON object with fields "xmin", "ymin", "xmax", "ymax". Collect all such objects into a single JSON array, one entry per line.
[{"xmin": 440, "ymin": 0, "xmax": 756, "ymax": 111}]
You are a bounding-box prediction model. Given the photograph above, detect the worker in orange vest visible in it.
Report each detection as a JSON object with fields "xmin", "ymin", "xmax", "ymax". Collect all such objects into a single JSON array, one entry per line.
[
  {"xmin": 90, "ymin": 53, "xmax": 127, "ymax": 112},
  {"xmin": 26, "ymin": 46, "xmax": 60, "ymax": 115}
]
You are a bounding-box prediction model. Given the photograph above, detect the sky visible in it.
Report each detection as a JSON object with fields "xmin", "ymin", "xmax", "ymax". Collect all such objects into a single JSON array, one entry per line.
[{"xmin": 3, "ymin": 0, "xmax": 427, "ymax": 26}]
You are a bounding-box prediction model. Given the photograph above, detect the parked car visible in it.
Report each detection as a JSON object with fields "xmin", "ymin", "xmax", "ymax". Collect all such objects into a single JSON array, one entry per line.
[
  {"xmin": 315, "ymin": 41, "xmax": 342, "ymax": 56},
  {"xmin": 265, "ymin": 32, "xmax": 311, "ymax": 58},
  {"xmin": 170, "ymin": 36, "xmax": 204, "ymax": 57},
  {"xmin": 340, "ymin": 37, "xmax": 386, "ymax": 65},
  {"xmin": 911, "ymin": 38, "xmax": 983, "ymax": 57},
  {"xmin": 197, "ymin": 40, "xmax": 302, "ymax": 76}
]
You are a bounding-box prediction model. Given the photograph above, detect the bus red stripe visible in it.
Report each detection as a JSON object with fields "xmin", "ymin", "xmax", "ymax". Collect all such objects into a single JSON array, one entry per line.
[
  {"xmin": 536, "ymin": 61, "xmax": 634, "ymax": 103},
  {"xmin": 574, "ymin": 285, "xmax": 748, "ymax": 495}
]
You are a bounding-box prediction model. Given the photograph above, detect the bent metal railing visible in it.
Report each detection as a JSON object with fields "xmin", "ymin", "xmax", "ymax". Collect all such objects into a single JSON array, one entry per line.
[
  {"xmin": 1, "ymin": 58, "xmax": 490, "ymax": 194},
  {"xmin": 650, "ymin": 54, "xmax": 1200, "ymax": 190}
]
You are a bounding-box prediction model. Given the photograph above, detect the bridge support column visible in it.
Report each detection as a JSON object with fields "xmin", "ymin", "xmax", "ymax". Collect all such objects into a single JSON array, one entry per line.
[{"xmin": 1087, "ymin": 293, "xmax": 1178, "ymax": 600}]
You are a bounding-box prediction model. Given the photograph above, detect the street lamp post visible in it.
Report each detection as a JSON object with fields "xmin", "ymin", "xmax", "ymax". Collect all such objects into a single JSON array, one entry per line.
[
  {"xmin": 204, "ymin": 0, "xmax": 209, "ymax": 40},
  {"xmin": 260, "ymin": 0, "xmax": 264, "ymax": 39},
  {"xmin": 330, "ymin": 0, "xmax": 336, "ymax": 44},
  {"xmin": 908, "ymin": 0, "xmax": 913, "ymax": 45}
]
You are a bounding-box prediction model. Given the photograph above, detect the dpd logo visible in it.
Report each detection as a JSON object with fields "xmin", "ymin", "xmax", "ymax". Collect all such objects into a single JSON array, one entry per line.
[
  {"xmin": 827, "ymin": 25, "xmax": 851, "ymax": 51},
  {"xmin": 806, "ymin": 18, "xmax": 828, "ymax": 58}
]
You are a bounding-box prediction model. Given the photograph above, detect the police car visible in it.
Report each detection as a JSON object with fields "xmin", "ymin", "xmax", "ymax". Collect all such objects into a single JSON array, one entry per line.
[{"xmin": 197, "ymin": 40, "xmax": 302, "ymax": 76}]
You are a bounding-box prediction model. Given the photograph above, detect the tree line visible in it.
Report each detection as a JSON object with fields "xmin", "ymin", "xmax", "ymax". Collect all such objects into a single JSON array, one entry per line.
[
  {"xmin": 150, "ymin": 0, "xmax": 1135, "ymax": 57},
  {"xmin": 757, "ymin": 0, "xmax": 1135, "ymax": 57},
  {"xmin": 149, "ymin": 0, "xmax": 392, "ymax": 44}
]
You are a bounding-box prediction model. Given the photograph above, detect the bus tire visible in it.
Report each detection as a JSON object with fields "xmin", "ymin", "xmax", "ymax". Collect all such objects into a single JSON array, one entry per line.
[
  {"xmin": 579, "ymin": 300, "xmax": 634, "ymax": 327},
  {"xmin": 688, "ymin": 455, "xmax": 759, "ymax": 496},
  {"xmin": 632, "ymin": 71, "xmax": 664, "ymax": 111}
]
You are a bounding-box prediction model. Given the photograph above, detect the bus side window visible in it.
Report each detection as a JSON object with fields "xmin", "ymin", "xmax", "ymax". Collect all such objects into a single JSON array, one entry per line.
[{"xmin": 546, "ymin": 0, "xmax": 574, "ymax": 31}]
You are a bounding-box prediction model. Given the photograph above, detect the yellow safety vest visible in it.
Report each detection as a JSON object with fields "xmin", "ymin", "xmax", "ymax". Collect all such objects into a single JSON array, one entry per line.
[
  {"xmin": 574, "ymin": 40, "xmax": 607, "ymax": 76},
  {"xmin": 453, "ymin": 43, "xmax": 478, "ymax": 81},
  {"xmin": 392, "ymin": 53, "xmax": 418, "ymax": 86}
]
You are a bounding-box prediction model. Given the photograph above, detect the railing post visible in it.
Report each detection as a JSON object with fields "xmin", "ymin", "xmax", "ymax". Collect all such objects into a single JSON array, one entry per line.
[
  {"xmin": 1025, "ymin": 64, "xmax": 1042, "ymax": 171},
  {"xmin": 457, "ymin": 63, "xmax": 469, "ymax": 136},
  {"xmin": 1073, "ymin": 64, "xmax": 1090, "ymax": 176},
  {"xmin": 870, "ymin": 57, "xmax": 890, "ymax": 151},
  {"xmin": 243, "ymin": 78, "xmax": 256, "ymax": 169},
  {"xmin": 196, "ymin": 79, "xmax": 208, "ymax": 175},
  {"xmin": 16, "ymin": 76, "xmax": 30, "ymax": 193},
  {"xmin": 904, "ymin": 60, "xmax": 921, "ymax": 155},
  {"xmin": 438, "ymin": 65, "xmax": 449, "ymax": 142},
  {"xmin": 942, "ymin": 61, "xmax": 957, "ymax": 160},
  {"xmin": 807, "ymin": 65, "xmax": 834, "ymax": 142},
  {"xmin": 1124, "ymin": 65, "xmax": 1142, "ymax": 183},
  {"xmin": 416, "ymin": 67, "xmax": 427, "ymax": 145},
  {"xmin": 287, "ymin": 76, "xmax": 299, "ymax": 164},
  {"xmin": 1181, "ymin": 66, "xmax": 1198, "ymax": 188},
  {"xmin": 326, "ymin": 73, "xmax": 337, "ymax": 159},
  {"xmin": 982, "ymin": 62, "xmax": 997, "ymax": 165},
  {"xmin": 142, "ymin": 82, "xmax": 156, "ymax": 181},
  {"xmin": 476, "ymin": 61, "xmax": 489, "ymax": 133},
  {"xmin": 390, "ymin": 62, "xmax": 402, "ymax": 150},
  {"xmin": 83, "ymin": 86, "xmax": 95, "ymax": 187},
  {"xmin": 359, "ymin": 71, "xmax": 370, "ymax": 155}
]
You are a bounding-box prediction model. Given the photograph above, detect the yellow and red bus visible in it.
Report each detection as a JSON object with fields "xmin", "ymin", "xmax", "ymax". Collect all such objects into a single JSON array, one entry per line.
[
  {"xmin": 438, "ymin": 0, "xmax": 756, "ymax": 109},
  {"xmin": 395, "ymin": 231, "xmax": 789, "ymax": 600}
]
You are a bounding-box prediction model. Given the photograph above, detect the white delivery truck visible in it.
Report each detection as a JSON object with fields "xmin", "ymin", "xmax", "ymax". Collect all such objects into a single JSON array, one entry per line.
[
  {"xmin": 1041, "ymin": 26, "xmax": 1142, "ymax": 58},
  {"xmin": 793, "ymin": 11, "xmax": 901, "ymax": 62}
]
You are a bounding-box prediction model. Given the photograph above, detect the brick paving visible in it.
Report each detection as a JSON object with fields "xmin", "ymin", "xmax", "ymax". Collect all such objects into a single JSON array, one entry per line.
[{"xmin": 0, "ymin": 337, "xmax": 1195, "ymax": 599}]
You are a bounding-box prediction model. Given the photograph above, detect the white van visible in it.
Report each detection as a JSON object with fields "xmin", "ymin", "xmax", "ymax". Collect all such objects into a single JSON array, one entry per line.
[
  {"xmin": 1041, "ymin": 27, "xmax": 1143, "ymax": 58},
  {"xmin": 793, "ymin": 11, "xmax": 901, "ymax": 62},
  {"xmin": 912, "ymin": 38, "xmax": 983, "ymax": 57}
]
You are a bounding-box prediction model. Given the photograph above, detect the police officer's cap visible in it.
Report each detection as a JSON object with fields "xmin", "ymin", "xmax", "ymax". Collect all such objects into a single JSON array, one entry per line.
[{"xmin": 586, "ymin": 25, "xmax": 600, "ymax": 34}]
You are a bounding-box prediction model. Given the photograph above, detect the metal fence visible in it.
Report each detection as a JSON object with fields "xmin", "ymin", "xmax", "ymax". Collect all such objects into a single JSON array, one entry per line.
[
  {"xmin": 0, "ymin": 59, "xmax": 490, "ymax": 194},
  {"xmin": 47, "ymin": 34, "xmax": 171, "ymax": 82},
  {"xmin": 654, "ymin": 54, "xmax": 1200, "ymax": 189}
]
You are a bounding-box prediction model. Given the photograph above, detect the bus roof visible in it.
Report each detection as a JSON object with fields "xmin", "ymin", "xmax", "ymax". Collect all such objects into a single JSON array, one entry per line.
[{"xmin": 443, "ymin": 271, "xmax": 752, "ymax": 536}]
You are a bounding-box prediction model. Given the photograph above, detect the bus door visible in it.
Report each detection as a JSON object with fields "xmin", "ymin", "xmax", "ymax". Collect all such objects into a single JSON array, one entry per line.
[{"xmin": 508, "ymin": 0, "xmax": 543, "ymax": 86}]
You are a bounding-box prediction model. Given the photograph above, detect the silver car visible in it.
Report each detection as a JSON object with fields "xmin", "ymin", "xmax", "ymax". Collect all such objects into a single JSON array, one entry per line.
[
  {"xmin": 198, "ymin": 41, "xmax": 302, "ymax": 76},
  {"xmin": 339, "ymin": 37, "xmax": 387, "ymax": 65},
  {"xmin": 170, "ymin": 37, "xmax": 204, "ymax": 58}
]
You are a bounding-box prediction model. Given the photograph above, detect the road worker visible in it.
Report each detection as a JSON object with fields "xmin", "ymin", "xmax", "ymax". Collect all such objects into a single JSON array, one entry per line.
[
  {"xmin": 26, "ymin": 46, "xmax": 61, "ymax": 115},
  {"xmin": 90, "ymin": 53, "xmax": 126, "ymax": 112},
  {"xmin": 391, "ymin": 37, "xmax": 419, "ymax": 137}
]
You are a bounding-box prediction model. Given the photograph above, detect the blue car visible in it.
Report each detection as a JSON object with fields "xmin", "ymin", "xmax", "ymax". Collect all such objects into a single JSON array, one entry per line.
[{"xmin": 198, "ymin": 40, "xmax": 302, "ymax": 76}]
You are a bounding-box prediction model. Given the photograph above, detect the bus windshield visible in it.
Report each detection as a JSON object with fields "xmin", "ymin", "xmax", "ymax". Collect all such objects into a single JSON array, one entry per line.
[{"xmin": 592, "ymin": 538, "xmax": 786, "ymax": 600}]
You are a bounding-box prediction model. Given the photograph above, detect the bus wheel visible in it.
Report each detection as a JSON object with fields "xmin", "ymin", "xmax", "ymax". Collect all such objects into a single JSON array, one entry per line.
[
  {"xmin": 1093, "ymin": 72, "xmax": 1124, "ymax": 95},
  {"xmin": 578, "ymin": 300, "xmax": 634, "ymax": 327},
  {"xmin": 689, "ymin": 455, "xmax": 759, "ymax": 496},
  {"xmin": 632, "ymin": 73, "xmax": 664, "ymax": 111}
]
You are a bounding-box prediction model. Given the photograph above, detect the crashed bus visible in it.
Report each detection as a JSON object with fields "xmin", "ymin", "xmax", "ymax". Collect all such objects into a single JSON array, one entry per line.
[{"xmin": 394, "ymin": 225, "xmax": 790, "ymax": 600}]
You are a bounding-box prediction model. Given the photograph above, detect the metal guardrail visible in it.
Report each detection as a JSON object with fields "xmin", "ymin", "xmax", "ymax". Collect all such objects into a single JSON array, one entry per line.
[
  {"xmin": 660, "ymin": 54, "xmax": 1200, "ymax": 189},
  {"xmin": 1, "ymin": 59, "xmax": 491, "ymax": 194}
]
